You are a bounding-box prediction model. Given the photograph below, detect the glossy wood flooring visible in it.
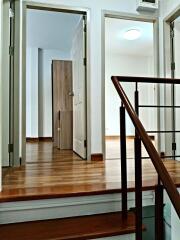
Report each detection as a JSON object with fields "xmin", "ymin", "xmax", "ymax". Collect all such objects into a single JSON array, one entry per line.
[
  {"xmin": 106, "ymin": 136, "xmax": 152, "ymax": 159},
  {"xmin": 1, "ymin": 140, "xmax": 180, "ymax": 202}
]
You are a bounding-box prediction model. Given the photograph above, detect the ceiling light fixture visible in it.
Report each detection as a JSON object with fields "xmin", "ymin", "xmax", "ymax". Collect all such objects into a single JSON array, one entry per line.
[{"xmin": 123, "ymin": 29, "xmax": 141, "ymax": 40}]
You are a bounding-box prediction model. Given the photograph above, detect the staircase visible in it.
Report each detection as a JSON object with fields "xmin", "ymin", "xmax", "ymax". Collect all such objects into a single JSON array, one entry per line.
[
  {"xmin": 0, "ymin": 76, "xmax": 180, "ymax": 240},
  {"xmin": 0, "ymin": 211, "xmax": 142, "ymax": 240},
  {"xmin": 0, "ymin": 191, "xmax": 154, "ymax": 239}
]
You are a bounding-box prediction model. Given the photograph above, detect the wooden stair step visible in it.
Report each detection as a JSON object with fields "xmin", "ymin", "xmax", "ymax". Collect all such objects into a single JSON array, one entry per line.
[{"xmin": 0, "ymin": 211, "xmax": 140, "ymax": 240}]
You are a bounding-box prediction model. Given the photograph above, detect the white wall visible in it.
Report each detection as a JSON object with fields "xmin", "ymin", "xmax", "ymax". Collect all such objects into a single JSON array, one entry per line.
[
  {"xmin": 0, "ymin": 0, "xmax": 166, "ymax": 189},
  {"xmin": 0, "ymin": 0, "xmax": 3, "ymax": 190},
  {"xmin": 26, "ymin": 48, "xmax": 39, "ymax": 137},
  {"xmin": 22, "ymin": 0, "xmax": 157, "ymax": 154},
  {"xmin": 105, "ymin": 53, "xmax": 155, "ymax": 136},
  {"xmin": 26, "ymin": 48, "xmax": 71, "ymax": 137},
  {"xmin": 160, "ymin": 0, "xmax": 180, "ymax": 20}
]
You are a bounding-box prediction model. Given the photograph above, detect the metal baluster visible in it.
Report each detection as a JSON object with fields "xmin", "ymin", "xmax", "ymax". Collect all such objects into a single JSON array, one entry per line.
[
  {"xmin": 120, "ymin": 103, "xmax": 127, "ymax": 219},
  {"xmin": 155, "ymin": 177, "xmax": 164, "ymax": 240},
  {"xmin": 135, "ymin": 85, "xmax": 143, "ymax": 240}
]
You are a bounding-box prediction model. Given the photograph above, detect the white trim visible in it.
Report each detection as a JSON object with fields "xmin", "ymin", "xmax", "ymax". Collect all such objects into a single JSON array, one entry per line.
[
  {"xmin": 21, "ymin": 2, "xmax": 91, "ymax": 161},
  {"xmin": 0, "ymin": 191, "xmax": 154, "ymax": 224},
  {"xmin": 163, "ymin": 5, "xmax": 180, "ymax": 78},
  {"xmin": 0, "ymin": 0, "xmax": 2, "ymax": 191},
  {"xmin": 163, "ymin": 6, "xmax": 180, "ymax": 157},
  {"xmin": 101, "ymin": 11, "xmax": 160, "ymax": 158}
]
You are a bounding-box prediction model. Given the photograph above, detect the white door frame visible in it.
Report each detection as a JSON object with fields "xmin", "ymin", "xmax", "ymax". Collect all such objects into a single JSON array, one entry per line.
[
  {"xmin": 21, "ymin": 1, "xmax": 91, "ymax": 162},
  {"xmin": 1, "ymin": 0, "xmax": 10, "ymax": 167},
  {"xmin": 164, "ymin": 5, "xmax": 180, "ymax": 77},
  {"xmin": 163, "ymin": 5, "xmax": 180, "ymax": 157},
  {"xmin": 101, "ymin": 11, "xmax": 160, "ymax": 159},
  {"xmin": 1, "ymin": 0, "xmax": 20, "ymax": 167}
]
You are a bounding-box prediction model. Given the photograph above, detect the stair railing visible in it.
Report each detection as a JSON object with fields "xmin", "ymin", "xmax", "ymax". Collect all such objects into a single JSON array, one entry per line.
[{"xmin": 112, "ymin": 76, "xmax": 180, "ymax": 240}]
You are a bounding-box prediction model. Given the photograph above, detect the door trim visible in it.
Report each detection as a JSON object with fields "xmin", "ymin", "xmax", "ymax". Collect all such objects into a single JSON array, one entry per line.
[
  {"xmin": 164, "ymin": 5, "xmax": 180, "ymax": 77},
  {"xmin": 163, "ymin": 5, "xmax": 180, "ymax": 157},
  {"xmin": 101, "ymin": 11, "xmax": 160, "ymax": 159},
  {"xmin": 21, "ymin": 2, "xmax": 91, "ymax": 162}
]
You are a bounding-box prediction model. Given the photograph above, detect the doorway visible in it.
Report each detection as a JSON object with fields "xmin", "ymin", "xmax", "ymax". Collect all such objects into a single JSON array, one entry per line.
[
  {"xmin": 168, "ymin": 14, "xmax": 180, "ymax": 159},
  {"xmin": 164, "ymin": 9, "xmax": 180, "ymax": 160},
  {"xmin": 103, "ymin": 15, "xmax": 158, "ymax": 160},
  {"xmin": 25, "ymin": 7, "xmax": 88, "ymax": 161}
]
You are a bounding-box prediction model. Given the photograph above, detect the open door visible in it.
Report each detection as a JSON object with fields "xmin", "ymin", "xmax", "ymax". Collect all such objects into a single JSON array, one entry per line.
[
  {"xmin": 2, "ymin": 0, "xmax": 10, "ymax": 167},
  {"xmin": 72, "ymin": 16, "xmax": 87, "ymax": 159},
  {"xmin": 2, "ymin": 0, "xmax": 21, "ymax": 167},
  {"xmin": 11, "ymin": 0, "xmax": 21, "ymax": 166}
]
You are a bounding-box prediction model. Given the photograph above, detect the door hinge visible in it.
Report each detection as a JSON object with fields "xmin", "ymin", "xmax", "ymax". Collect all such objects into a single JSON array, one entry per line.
[
  {"xmin": 171, "ymin": 62, "xmax": 175, "ymax": 71},
  {"xmin": 172, "ymin": 142, "xmax": 176, "ymax": 151},
  {"xmin": 8, "ymin": 143, "xmax": 13, "ymax": 153},
  {"xmin": 9, "ymin": 46, "xmax": 14, "ymax": 56},
  {"xmin": 83, "ymin": 58, "xmax": 87, "ymax": 66},
  {"xmin": 84, "ymin": 140, "xmax": 87, "ymax": 148},
  {"xmin": 84, "ymin": 23, "xmax": 87, "ymax": 33},
  {"xmin": 170, "ymin": 29, "xmax": 174, "ymax": 38},
  {"xmin": 170, "ymin": 22, "xmax": 174, "ymax": 39},
  {"xmin": 83, "ymin": 15, "xmax": 87, "ymax": 32},
  {"xmin": 9, "ymin": 8, "xmax": 14, "ymax": 18}
]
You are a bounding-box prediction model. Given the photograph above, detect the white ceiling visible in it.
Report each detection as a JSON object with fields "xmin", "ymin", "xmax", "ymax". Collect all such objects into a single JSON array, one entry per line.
[
  {"xmin": 27, "ymin": 9, "xmax": 81, "ymax": 51},
  {"xmin": 105, "ymin": 18, "xmax": 154, "ymax": 56}
]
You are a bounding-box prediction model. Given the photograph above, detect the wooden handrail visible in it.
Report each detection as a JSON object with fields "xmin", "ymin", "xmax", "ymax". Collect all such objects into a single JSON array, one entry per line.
[
  {"xmin": 112, "ymin": 76, "xmax": 180, "ymax": 218},
  {"xmin": 114, "ymin": 76, "xmax": 180, "ymax": 84}
]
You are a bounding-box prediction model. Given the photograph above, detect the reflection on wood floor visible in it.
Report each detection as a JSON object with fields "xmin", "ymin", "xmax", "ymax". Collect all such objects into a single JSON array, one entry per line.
[
  {"xmin": 1, "ymin": 140, "xmax": 180, "ymax": 202},
  {"xmin": 105, "ymin": 136, "xmax": 152, "ymax": 159}
]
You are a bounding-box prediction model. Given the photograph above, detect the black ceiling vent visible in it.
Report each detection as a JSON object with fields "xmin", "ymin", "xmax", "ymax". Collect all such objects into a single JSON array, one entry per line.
[{"xmin": 142, "ymin": 0, "xmax": 156, "ymax": 3}]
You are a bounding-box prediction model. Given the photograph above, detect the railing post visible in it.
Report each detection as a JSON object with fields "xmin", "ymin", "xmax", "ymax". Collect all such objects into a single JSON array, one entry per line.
[
  {"xmin": 155, "ymin": 177, "xmax": 164, "ymax": 240},
  {"xmin": 112, "ymin": 76, "xmax": 180, "ymax": 222},
  {"xmin": 134, "ymin": 134, "xmax": 142, "ymax": 240},
  {"xmin": 120, "ymin": 103, "xmax": 127, "ymax": 219},
  {"xmin": 134, "ymin": 86, "xmax": 143, "ymax": 240},
  {"xmin": 135, "ymin": 83, "xmax": 139, "ymax": 115}
]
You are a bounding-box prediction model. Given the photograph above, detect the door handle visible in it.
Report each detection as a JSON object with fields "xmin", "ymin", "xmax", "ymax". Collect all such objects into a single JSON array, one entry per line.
[{"xmin": 68, "ymin": 91, "xmax": 74, "ymax": 97}]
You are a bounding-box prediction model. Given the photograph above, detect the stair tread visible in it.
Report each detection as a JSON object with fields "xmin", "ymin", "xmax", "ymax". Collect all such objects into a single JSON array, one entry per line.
[{"xmin": 0, "ymin": 211, "xmax": 140, "ymax": 240}]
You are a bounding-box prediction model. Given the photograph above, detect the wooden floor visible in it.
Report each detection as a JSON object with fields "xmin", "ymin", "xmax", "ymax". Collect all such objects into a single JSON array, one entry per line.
[
  {"xmin": 1, "ymin": 140, "xmax": 180, "ymax": 202},
  {"xmin": 106, "ymin": 136, "xmax": 153, "ymax": 159}
]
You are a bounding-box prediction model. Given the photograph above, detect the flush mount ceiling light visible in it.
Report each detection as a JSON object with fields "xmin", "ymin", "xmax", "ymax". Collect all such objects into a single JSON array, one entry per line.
[{"xmin": 123, "ymin": 29, "xmax": 142, "ymax": 40}]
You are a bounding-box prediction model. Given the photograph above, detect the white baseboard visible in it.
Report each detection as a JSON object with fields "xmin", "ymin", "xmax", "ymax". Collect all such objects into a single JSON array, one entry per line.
[{"xmin": 0, "ymin": 191, "xmax": 154, "ymax": 224}]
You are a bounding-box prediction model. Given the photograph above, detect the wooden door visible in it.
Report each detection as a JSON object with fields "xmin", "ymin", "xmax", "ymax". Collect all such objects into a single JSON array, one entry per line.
[{"xmin": 52, "ymin": 60, "xmax": 73, "ymax": 150}]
